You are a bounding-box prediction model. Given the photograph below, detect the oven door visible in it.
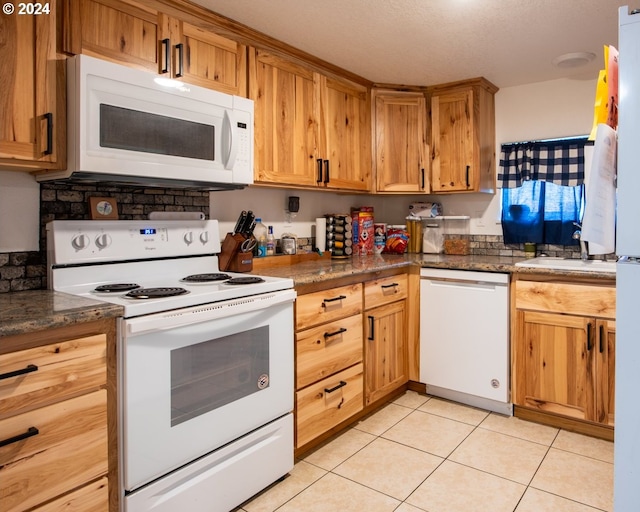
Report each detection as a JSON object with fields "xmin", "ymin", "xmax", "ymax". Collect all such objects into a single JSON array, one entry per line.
[{"xmin": 120, "ymin": 290, "xmax": 295, "ymax": 492}]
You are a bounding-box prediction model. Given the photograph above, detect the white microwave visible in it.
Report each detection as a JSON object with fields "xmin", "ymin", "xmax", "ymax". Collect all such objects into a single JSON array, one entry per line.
[{"xmin": 37, "ymin": 55, "xmax": 254, "ymax": 190}]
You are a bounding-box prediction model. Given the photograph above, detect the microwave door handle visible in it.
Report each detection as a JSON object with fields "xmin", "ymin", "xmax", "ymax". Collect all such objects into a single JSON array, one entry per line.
[{"xmin": 222, "ymin": 110, "xmax": 239, "ymax": 170}]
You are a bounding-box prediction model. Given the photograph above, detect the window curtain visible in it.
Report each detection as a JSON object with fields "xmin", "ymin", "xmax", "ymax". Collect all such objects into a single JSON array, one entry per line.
[{"xmin": 499, "ymin": 138, "xmax": 587, "ymax": 245}]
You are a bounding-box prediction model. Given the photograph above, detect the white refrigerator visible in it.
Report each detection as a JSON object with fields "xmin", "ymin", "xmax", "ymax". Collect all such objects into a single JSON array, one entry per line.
[{"xmin": 614, "ymin": 6, "xmax": 640, "ymax": 510}]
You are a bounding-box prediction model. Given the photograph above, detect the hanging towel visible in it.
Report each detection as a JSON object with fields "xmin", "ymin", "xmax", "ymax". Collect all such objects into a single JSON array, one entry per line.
[{"xmin": 581, "ymin": 124, "xmax": 617, "ymax": 254}]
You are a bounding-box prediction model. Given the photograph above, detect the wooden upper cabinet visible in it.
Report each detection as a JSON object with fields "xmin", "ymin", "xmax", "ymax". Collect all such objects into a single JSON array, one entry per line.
[
  {"xmin": 63, "ymin": 0, "xmax": 248, "ymax": 96},
  {"xmin": 427, "ymin": 78, "xmax": 498, "ymax": 194},
  {"xmin": 373, "ymin": 90, "xmax": 429, "ymax": 193},
  {"xmin": 250, "ymin": 49, "xmax": 320, "ymax": 187},
  {"xmin": 250, "ymin": 48, "xmax": 371, "ymax": 192},
  {"xmin": 0, "ymin": 0, "xmax": 64, "ymax": 170},
  {"xmin": 320, "ymin": 75, "xmax": 371, "ymax": 192}
]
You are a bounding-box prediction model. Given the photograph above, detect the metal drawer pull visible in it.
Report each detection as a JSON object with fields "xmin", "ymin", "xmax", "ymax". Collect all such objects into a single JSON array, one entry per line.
[
  {"xmin": 44, "ymin": 113, "xmax": 53, "ymax": 155},
  {"xmin": 324, "ymin": 381, "xmax": 347, "ymax": 394},
  {"xmin": 161, "ymin": 38, "xmax": 170, "ymax": 73},
  {"xmin": 381, "ymin": 283, "xmax": 399, "ymax": 291},
  {"xmin": 322, "ymin": 295, "xmax": 346, "ymax": 306},
  {"xmin": 0, "ymin": 427, "xmax": 39, "ymax": 448},
  {"xmin": 324, "ymin": 328, "xmax": 347, "ymax": 339},
  {"xmin": 368, "ymin": 315, "xmax": 375, "ymax": 340},
  {"xmin": 0, "ymin": 364, "xmax": 38, "ymax": 380},
  {"xmin": 600, "ymin": 325, "xmax": 605, "ymax": 353},
  {"xmin": 175, "ymin": 43, "xmax": 184, "ymax": 77}
]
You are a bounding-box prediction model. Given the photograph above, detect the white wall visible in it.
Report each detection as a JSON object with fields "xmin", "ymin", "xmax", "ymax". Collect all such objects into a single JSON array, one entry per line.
[
  {"xmin": 0, "ymin": 77, "xmax": 600, "ymax": 252},
  {"xmin": 0, "ymin": 171, "xmax": 40, "ymax": 251}
]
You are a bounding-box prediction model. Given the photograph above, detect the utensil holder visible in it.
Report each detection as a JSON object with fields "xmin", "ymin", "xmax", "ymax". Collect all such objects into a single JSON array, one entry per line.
[
  {"xmin": 219, "ymin": 233, "xmax": 252, "ymax": 271},
  {"xmin": 228, "ymin": 251, "xmax": 253, "ymax": 272}
]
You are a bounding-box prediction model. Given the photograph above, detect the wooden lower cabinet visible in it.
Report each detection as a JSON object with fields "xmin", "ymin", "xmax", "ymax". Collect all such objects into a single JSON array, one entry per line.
[
  {"xmin": 0, "ymin": 320, "xmax": 117, "ymax": 512},
  {"xmin": 0, "ymin": 391, "xmax": 108, "ymax": 512},
  {"xmin": 365, "ymin": 300, "xmax": 407, "ymax": 405},
  {"xmin": 294, "ymin": 272, "xmax": 410, "ymax": 452},
  {"xmin": 513, "ymin": 277, "xmax": 615, "ymax": 436},
  {"xmin": 296, "ymin": 363, "xmax": 364, "ymax": 448}
]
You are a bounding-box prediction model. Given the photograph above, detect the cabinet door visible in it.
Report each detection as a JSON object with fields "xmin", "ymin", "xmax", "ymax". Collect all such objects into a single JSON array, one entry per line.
[
  {"xmin": 0, "ymin": 1, "xmax": 62, "ymax": 169},
  {"xmin": 166, "ymin": 18, "xmax": 247, "ymax": 95},
  {"xmin": 320, "ymin": 75, "xmax": 372, "ymax": 192},
  {"xmin": 430, "ymin": 88, "xmax": 475, "ymax": 193},
  {"xmin": 66, "ymin": 0, "xmax": 161, "ymax": 72},
  {"xmin": 250, "ymin": 49, "xmax": 320, "ymax": 187},
  {"xmin": 374, "ymin": 92, "xmax": 428, "ymax": 193},
  {"xmin": 596, "ymin": 319, "xmax": 615, "ymax": 426},
  {"xmin": 515, "ymin": 310, "xmax": 595, "ymax": 421},
  {"xmin": 365, "ymin": 300, "xmax": 407, "ymax": 405}
]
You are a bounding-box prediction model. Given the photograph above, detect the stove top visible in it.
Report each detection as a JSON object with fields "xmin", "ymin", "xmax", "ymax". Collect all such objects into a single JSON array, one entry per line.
[{"xmin": 47, "ymin": 220, "xmax": 293, "ymax": 317}]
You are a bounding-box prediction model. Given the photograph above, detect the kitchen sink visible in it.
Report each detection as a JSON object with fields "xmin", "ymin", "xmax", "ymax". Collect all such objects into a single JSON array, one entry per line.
[{"xmin": 514, "ymin": 257, "xmax": 617, "ymax": 273}]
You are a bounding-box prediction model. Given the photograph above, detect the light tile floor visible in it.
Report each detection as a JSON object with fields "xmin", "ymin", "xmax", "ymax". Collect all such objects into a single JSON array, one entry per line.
[{"xmin": 235, "ymin": 391, "xmax": 614, "ymax": 512}]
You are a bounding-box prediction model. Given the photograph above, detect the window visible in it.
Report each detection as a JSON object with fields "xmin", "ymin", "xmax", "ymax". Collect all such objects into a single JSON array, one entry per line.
[{"xmin": 498, "ymin": 138, "xmax": 587, "ymax": 245}]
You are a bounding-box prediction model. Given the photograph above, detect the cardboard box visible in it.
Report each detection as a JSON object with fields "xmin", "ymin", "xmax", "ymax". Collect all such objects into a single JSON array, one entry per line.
[{"xmin": 351, "ymin": 208, "xmax": 374, "ymax": 255}]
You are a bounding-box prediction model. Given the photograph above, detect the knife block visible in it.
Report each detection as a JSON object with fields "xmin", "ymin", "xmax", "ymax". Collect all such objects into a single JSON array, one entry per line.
[{"xmin": 219, "ymin": 233, "xmax": 253, "ymax": 272}]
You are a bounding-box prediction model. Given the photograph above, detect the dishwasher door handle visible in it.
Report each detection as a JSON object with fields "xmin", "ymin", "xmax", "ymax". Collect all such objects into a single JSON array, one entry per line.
[{"xmin": 424, "ymin": 278, "xmax": 506, "ymax": 292}]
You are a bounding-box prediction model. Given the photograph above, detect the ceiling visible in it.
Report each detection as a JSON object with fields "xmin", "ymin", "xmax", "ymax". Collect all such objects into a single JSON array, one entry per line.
[{"xmin": 193, "ymin": 0, "xmax": 629, "ymax": 89}]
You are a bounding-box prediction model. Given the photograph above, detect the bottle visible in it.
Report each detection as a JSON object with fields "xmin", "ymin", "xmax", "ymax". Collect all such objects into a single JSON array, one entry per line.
[
  {"xmin": 266, "ymin": 226, "xmax": 276, "ymax": 256},
  {"xmin": 253, "ymin": 218, "xmax": 268, "ymax": 257}
]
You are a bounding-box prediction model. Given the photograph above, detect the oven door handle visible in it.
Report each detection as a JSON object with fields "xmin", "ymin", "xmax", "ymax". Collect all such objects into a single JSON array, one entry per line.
[{"xmin": 125, "ymin": 289, "xmax": 296, "ymax": 335}]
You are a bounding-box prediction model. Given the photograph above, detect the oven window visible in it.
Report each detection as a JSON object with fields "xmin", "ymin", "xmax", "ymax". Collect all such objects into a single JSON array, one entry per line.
[
  {"xmin": 170, "ymin": 326, "xmax": 269, "ymax": 427},
  {"xmin": 99, "ymin": 104, "xmax": 215, "ymax": 161}
]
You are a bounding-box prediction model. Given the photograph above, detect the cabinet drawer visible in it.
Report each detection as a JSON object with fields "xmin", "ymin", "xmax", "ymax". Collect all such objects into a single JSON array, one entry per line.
[
  {"xmin": 0, "ymin": 390, "xmax": 108, "ymax": 512},
  {"xmin": 515, "ymin": 280, "xmax": 616, "ymax": 318},
  {"xmin": 296, "ymin": 284, "xmax": 362, "ymax": 330},
  {"xmin": 364, "ymin": 274, "xmax": 408, "ymax": 309},
  {"xmin": 296, "ymin": 363, "xmax": 363, "ymax": 448},
  {"xmin": 296, "ymin": 314, "xmax": 363, "ymax": 389},
  {"xmin": 0, "ymin": 334, "xmax": 106, "ymax": 416},
  {"xmin": 31, "ymin": 476, "xmax": 108, "ymax": 512}
]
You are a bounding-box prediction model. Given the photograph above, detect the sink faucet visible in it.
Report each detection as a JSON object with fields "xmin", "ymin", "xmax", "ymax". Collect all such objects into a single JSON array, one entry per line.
[{"xmin": 572, "ymin": 223, "xmax": 589, "ymax": 261}]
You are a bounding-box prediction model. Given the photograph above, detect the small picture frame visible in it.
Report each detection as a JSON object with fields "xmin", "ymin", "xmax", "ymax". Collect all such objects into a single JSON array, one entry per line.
[{"xmin": 89, "ymin": 197, "xmax": 119, "ymax": 220}]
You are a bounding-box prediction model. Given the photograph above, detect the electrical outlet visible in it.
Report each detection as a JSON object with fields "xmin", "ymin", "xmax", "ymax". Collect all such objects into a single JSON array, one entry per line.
[{"xmin": 475, "ymin": 211, "xmax": 485, "ymax": 227}]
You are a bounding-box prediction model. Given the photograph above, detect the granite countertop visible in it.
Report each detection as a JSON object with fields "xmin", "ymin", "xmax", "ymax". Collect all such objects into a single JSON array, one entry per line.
[
  {"xmin": 0, "ymin": 290, "xmax": 124, "ymax": 338},
  {"xmin": 254, "ymin": 253, "xmax": 617, "ymax": 285}
]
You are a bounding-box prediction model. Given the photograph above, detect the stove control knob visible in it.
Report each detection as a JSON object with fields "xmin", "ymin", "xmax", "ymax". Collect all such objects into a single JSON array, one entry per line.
[
  {"xmin": 71, "ymin": 234, "xmax": 90, "ymax": 251},
  {"xmin": 183, "ymin": 231, "xmax": 194, "ymax": 245},
  {"xmin": 199, "ymin": 231, "xmax": 209, "ymax": 244},
  {"xmin": 95, "ymin": 233, "xmax": 112, "ymax": 250}
]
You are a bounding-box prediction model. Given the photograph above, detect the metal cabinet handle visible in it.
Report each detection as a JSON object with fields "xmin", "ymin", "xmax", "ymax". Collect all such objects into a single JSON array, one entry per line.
[
  {"xmin": 368, "ymin": 315, "xmax": 375, "ymax": 340},
  {"xmin": 317, "ymin": 159, "xmax": 323, "ymax": 183},
  {"xmin": 175, "ymin": 43, "xmax": 184, "ymax": 77},
  {"xmin": 0, "ymin": 363, "xmax": 38, "ymax": 380},
  {"xmin": 0, "ymin": 427, "xmax": 39, "ymax": 448},
  {"xmin": 161, "ymin": 38, "xmax": 170, "ymax": 74},
  {"xmin": 600, "ymin": 325, "xmax": 605, "ymax": 353},
  {"xmin": 465, "ymin": 165, "xmax": 470, "ymax": 188},
  {"xmin": 324, "ymin": 327, "xmax": 347, "ymax": 339},
  {"xmin": 324, "ymin": 160, "xmax": 330, "ymax": 184},
  {"xmin": 321, "ymin": 295, "xmax": 346, "ymax": 306},
  {"xmin": 43, "ymin": 113, "xmax": 53, "ymax": 155},
  {"xmin": 324, "ymin": 381, "xmax": 347, "ymax": 394},
  {"xmin": 587, "ymin": 322, "xmax": 593, "ymax": 351},
  {"xmin": 381, "ymin": 283, "xmax": 399, "ymax": 291},
  {"xmin": 421, "ymin": 167, "xmax": 425, "ymax": 189}
]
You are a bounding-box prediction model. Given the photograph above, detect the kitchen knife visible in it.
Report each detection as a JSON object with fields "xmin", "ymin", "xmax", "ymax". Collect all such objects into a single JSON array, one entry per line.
[
  {"xmin": 241, "ymin": 211, "xmax": 255, "ymax": 236},
  {"xmin": 233, "ymin": 211, "xmax": 247, "ymax": 235}
]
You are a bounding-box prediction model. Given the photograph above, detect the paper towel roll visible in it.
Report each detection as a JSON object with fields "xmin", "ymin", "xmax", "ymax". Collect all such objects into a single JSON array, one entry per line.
[
  {"xmin": 315, "ymin": 217, "xmax": 327, "ymax": 252},
  {"xmin": 148, "ymin": 211, "xmax": 206, "ymax": 220}
]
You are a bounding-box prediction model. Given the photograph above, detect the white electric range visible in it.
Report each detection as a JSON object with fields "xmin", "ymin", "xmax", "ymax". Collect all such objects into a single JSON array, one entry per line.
[{"xmin": 47, "ymin": 219, "xmax": 296, "ymax": 512}]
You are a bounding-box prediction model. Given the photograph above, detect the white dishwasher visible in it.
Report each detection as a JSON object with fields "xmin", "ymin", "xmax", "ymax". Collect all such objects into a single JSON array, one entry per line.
[{"xmin": 419, "ymin": 268, "xmax": 512, "ymax": 415}]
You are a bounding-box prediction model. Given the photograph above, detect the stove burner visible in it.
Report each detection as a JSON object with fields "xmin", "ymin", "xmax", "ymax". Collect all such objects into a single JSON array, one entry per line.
[
  {"xmin": 125, "ymin": 287, "xmax": 190, "ymax": 299},
  {"xmin": 224, "ymin": 276, "xmax": 265, "ymax": 285},
  {"xmin": 181, "ymin": 273, "xmax": 231, "ymax": 283},
  {"xmin": 94, "ymin": 283, "xmax": 141, "ymax": 293}
]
